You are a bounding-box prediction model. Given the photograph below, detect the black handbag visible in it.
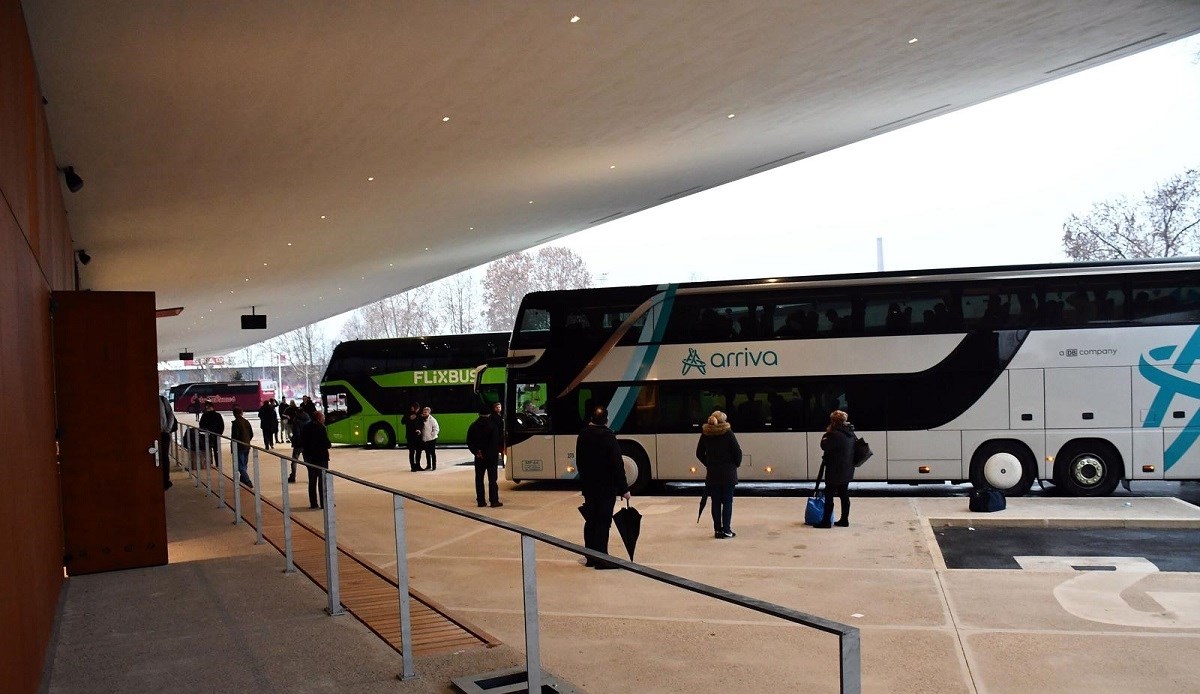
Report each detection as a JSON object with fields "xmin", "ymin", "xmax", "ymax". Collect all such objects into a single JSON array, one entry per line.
[
  {"xmin": 969, "ymin": 488, "xmax": 1006, "ymax": 512},
  {"xmin": 853, "ymin": 437, "xmax": 873, "ymax": 467}
]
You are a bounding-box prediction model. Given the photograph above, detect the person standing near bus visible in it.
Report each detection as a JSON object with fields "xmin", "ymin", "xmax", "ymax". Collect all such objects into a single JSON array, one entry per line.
[
  {"xmin": 490, "ymin": 401, "xmax": 505, "ymax": 467},
  {"xmin": 467, "ymin": 407, "xmax": 502, "ymax": 507},
  {"xmin": 231, "ymin": 406, "xmax": 254, "ymax": 488},
  {"xmin": 258, "ymin": 399, "xmax": 278, "ymax": 451},
  {"xmin": 404, "ymin": 402, "xmax": 423, "ymax": 472},
  {"xmin": 188, "ymin": 394, "xmax": 203, "ymax": 422},
  {"xmin": 420, "ymin": 406, "xmax": 440, "ymax": 471},
  {"xmin": 696, "ymin": 410, "xmax": 742, "ymax": 538},
  {"xmin": 278, "ymin": 398, "xmax": 289, "ymax": 443},
  {"xmin": 198, "ymin": 400, "xmax": 225, "ymax": 469},
  {"xmin": 303, "ymin": 411, "xmax": 332, "ymax": 509},
  {"xmin": 576, "ymin": 405, "xmax": 630, "ymax": 570},
  {"xmin": 288, "ymin": 409, "xmax": 310, "ymax": 483},
  {"xmin": 817, "ymin": 410, "xmax": 856, "ymax": 528},
  {"xmin": 158, "ymin": 395, "xmax": 178, "ymax": 491}
]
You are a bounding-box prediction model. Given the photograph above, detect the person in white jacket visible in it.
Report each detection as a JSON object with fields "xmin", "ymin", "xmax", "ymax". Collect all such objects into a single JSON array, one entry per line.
[{"xmin": 420, "ymin": 406, "xmax": 440, "ymax": 471}]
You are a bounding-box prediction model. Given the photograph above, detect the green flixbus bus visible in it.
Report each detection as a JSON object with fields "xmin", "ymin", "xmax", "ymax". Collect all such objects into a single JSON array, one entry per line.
[{"xmin": 319, "ymin": 333, "xmax": 508, "ymax": 448}]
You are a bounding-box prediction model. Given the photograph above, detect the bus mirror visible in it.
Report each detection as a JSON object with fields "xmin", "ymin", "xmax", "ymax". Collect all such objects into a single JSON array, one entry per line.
[{"xmin": 472, "ymin": 364, "xmax": 488, "ymax": 394}]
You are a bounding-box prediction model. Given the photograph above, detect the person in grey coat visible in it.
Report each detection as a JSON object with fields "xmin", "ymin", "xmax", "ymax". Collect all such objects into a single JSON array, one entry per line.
[
  {"xmin": 696, "ymin": 410, "xmax": 742, "ymax": 538},
  {"xmin": 817, "ymin": 409, "xmax": 856, "ymax": 528}
]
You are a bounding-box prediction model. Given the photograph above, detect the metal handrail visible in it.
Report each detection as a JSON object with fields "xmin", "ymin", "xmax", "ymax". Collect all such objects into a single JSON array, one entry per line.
[{"xmin": 173, "ymin": 422, "xmax": 860, "ymax": 692}]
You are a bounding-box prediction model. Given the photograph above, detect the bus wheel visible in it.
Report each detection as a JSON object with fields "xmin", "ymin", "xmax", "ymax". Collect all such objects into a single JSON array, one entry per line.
[
  {"xmin": 618, "ymin": 442, "xmax": 652, "ymax": 495},
  {"xmin": 969, "ymin": 441, "xmax": 1035, "ymax": 496},
  {"xmin": 1055, "ymin": 440, "xmax": 1121, "ymax": 497},
  {"xmin": 367, "ymin": 423, "xmax": 396, "ymax": 449}
]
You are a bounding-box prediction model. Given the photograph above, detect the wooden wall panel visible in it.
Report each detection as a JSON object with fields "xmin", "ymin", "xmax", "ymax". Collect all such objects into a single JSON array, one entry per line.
[
  {"xmin": 0, "ymin": 1, "xmax": 71, "ymax": 691},
  {"xmin": 0, "ymin": 0, "xmax": 36, "ymax": 238}
]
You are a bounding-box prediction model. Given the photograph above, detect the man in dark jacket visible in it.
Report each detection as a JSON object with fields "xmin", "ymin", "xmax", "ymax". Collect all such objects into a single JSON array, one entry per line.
[
  {"xmin": 288, "ymin": 410, "xmax": 310, "ymax": 483},
  {"xmin": 489, "ymin": 401, "xmax": 505, "ymax": 467},
  {"xmin": 467, "ymin": 408, "xmax": 502, "ymax": 508},
  {"xmin": 576, "ymin": 405, "xmax": 630, "ymax": 570},
  {"xmin": 302, "ymin": 412, "xmax": 332, "ymax": 509},
  {"xmin": 696, "ymin": 410, "xmax": 742, "ymax": 538},
  {"xmin": 404, "ymin": 402, "xmax": 423, "ymax": 472},
  {"xmin": 817, "ymin": 409, "xmax": 857, "ymax": 528},
  {"xmin": 258, "ymin": 399, "xmax": 278, "ymax": 451},
  {"xmin": 198, "ymin": 400, "xmax": 225, "ymax": 469},
  {"xmin": 230, "ymin": 406, "xmax": 254, "ymax": 488}
]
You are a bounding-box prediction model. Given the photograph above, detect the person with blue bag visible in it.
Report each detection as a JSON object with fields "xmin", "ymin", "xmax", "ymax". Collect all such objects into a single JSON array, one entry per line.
[{"xmin": 815, "ymin": 409, "xmax": 857, "ymax": 529}]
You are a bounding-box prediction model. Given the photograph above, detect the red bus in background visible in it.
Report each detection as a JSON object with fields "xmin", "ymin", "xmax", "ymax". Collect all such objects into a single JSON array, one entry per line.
[{"xmin": 169, "ymin": 381, "xmax": 266, "ymax": 413}]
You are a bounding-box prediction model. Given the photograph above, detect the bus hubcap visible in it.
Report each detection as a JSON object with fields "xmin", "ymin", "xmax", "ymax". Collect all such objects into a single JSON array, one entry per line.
[
  {"xmin": 621, "ymin": 455, "xmax": 639, "ymax": 487},
  {"xmin": 373, "ymin": 430, "xmax": 388, "ymax": 445},
  {"xmin": 1071, "ymin": 456, "xmax": 1103, "ymax": 486},
  {"xmin": 983, "ymin": 452, "xmax": 1022, "ymax": 490}
]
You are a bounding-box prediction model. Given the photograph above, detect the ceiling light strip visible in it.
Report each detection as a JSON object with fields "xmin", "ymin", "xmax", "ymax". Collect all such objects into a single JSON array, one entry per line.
[
  {"xmin": 1044, "ymin": 33, "xmax": 1168, "ymax": 74},
  {"xmin": 870, "ymin": 104, "xmax": 951, "ymax": 131},
  {"xmin": 590, "ymin": 211, "xmax": 626, "ymax": 224},
  {"xmin": 658, "ymin": 185, "xmax": 704, "ymax": 202},
  {"xmin": 747, "ymin": 151, "xmax": 807, "ymax": 173}
]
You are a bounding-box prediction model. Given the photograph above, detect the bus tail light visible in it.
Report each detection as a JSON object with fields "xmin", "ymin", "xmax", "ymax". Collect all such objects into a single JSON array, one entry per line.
[
  {"xmin": 764, "ymin": 466, "xmax": 773, "ymax": 473},
  {"xmin": 689, "ymin": 466, "xmax": 697, "ymax": 473}
]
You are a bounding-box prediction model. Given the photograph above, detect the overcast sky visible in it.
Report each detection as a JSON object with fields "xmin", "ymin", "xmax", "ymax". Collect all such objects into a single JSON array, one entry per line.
[
  {"xmin": 311, "ymin": 34, "xmax": 1200, "ymax": 341},
  {"xmin": 552, "ymin": 34, "xmax": 1200, "ymax": 285}
]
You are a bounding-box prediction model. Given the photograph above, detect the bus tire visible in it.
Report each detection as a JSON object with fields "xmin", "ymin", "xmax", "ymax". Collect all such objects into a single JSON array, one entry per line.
[
  {"xmin": 1054, "ymin": 439, "xmax": 1122, "ymax": 497},
  {"xmin": 618, "ymin": 442, "xmax": 652, "ymax": 495},
  {"xmin": 367, "ymin": 423, "xmax": 396, "ymax": 449},
  {"xmin": 969, "ymin": 440, "xmax": 1035, "ymax": 497}
]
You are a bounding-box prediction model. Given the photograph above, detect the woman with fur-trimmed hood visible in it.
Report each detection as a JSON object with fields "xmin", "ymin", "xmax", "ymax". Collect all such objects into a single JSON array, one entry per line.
[{"xmin": 696, "ymin": 410, "xmax": 743, "ymax": 538}]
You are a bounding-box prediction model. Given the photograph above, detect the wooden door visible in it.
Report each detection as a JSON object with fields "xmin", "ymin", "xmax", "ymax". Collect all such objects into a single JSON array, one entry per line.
[{"xmin": 53, "ymin": 291, "xmax": 167, "ymax": 574}]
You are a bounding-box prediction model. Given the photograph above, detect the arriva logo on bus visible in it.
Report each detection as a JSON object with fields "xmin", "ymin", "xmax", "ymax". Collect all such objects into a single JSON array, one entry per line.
[
  {"xmin": 680, "ymin": 347, "xmax": 779, "ymax": 376},
  {"xmin": 413, "ymin": 368, "xmax": 474, "ymax": 385}
]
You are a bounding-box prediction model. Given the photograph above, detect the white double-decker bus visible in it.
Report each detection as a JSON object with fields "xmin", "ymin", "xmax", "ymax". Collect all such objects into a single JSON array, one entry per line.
[{"xmin": 500, "ymin": 259, "xmax": 1200, "ymax": 496}]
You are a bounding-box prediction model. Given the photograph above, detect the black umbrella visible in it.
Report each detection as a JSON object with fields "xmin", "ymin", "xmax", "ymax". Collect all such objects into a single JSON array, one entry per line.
[
  {"xmin": 612, "ymin": 500, "xmax": 642, "ymax": 561},
  {"xmin": 696, "ymin": 489, "xmax": 708, "ymax": 524}
]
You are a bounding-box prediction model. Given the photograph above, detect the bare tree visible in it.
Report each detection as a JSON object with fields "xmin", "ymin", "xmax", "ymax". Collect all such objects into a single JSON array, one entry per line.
[
  {"xmin": 338, "ymin": 286, "xmax": 441, "ymax": 341},
  {"xmin": 436, "ymin": 272, "xmax": 482, "ymax": 334},
  {"xmin": 481, "ymin": 247, "xmax": 593, "ymax": 331},
  {"xmin": 277, "ymin": 324, "xmax": 332, "ymax": 397},
  {"xmin": 1063, "ymin": 168, "xmax": 1200, "ymax": 260}
]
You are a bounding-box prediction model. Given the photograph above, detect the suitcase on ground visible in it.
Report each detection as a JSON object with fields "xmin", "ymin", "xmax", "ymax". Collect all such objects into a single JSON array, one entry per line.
[{"xmin": 969, "ymin": 488, "xmax": 1006, "ymax": 512}]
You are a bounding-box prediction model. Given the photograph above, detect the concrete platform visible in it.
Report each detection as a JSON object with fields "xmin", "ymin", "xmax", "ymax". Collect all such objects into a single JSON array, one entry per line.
[{"xmin": 45, "ymin": 444, "xmax": 1200, "ymax": 693}]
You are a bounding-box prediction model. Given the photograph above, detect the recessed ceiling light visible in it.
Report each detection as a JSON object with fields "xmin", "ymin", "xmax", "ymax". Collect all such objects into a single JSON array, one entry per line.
[
  {"xmin": 360, "ymin": 276, "xmax": 364, "ymax": 280},
  {"xmin": 469, "ymin": 227, "xmax": 474, "ymax": 230},
  {"xmin": 320, "ymin": 215, "xmax": 326, "ymax": 219},
  {"xmin": 529, "ymin": 200, "xmax": 534, "ymax": 204},
  {"xmin": 442, "ymin": 116, "xmax": 450, "ymax": 122},
  {"xmin": 610, "ymin": 165, "xmax": 616, "ymax": 169},
  {"xmin": 424, "ymin": 247, "xmax": 430, "ymax": 251},
  {"xmin": 262, "ymin": 262, "xmax": 268, "ymax": 266},
  {"xmin": 908, "ymin": 37, "xmax": 919, "ymax": 44},
  {"xmin": 229, "ymin": 290, "xmax": 234, "ymax": 294},
  {"xmin": 287, "ymin": 242, "xmax": 293, "ymax": 246},
  {"xmin": 570, "ymin": 15, "xmax": 580, "ymax": 23},
  {"xmin": 389, "ymin": 263, "xmax": 394, "ymax": 267},
  {"xmin": 244, "ymin": 278, "xmax": 249, "ymax": 282},
  {"xmin": 367, "ymin": 176, "xmax": 374, "ymax": 181},
  {"xmin": 727, "ymin": 113, "xmax": 736, "ymax": 119}
]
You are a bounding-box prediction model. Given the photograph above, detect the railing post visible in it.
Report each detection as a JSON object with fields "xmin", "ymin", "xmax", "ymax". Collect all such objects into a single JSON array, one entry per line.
[
  {"xmin": 521, "ymin": 535, "xmax": 542, "ymax": 692},
  {"xmin": 214, "ymin": 433, "xmax": 224, "ymax": 509},
  {"xmin": 252, "ymin": 448, "xmax": 263, "ymax": 544},
  {"xmin": 280, "ymin": 456, "xmax": 294, "ymax": 574},
  {"xmin": 232, "ymin": 438, "xmax": 242, "ymax": 525},
  {"xmin": 190, "ymin": 430, "xmax": 199, "ymax": 487},
  {"xmin": 322, "ymin": 469, "xmax": 345, "ymax": 616},
  {"xmin": 840, "ymin": 629, "xmax": 861, "ymax": 694},
  {"xmin": 392, "ymin": 494, "xmax": 416, "ymax": 680},
  {"xmin": 204, "ymin": 433, "xmax": 213, "ymax": 496}
]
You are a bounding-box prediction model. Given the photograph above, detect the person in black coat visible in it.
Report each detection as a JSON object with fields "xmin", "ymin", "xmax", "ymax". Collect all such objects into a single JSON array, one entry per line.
[
  {"xmin": 258, "ymin": 399, "xmax": 278, "ymax": 451},
  {"xmin": 467, "ymin": 408, "xmax": 502, "ymax": 508},
  {"xmin": 302, "ymin": 412, "xmax": 332, "ymax": 509},
  {"xmin": 575, "ymin": 405, "xmax": 630, "ymax": 570},
  {"xmin": 817, "ymin": 409, "xmax": 856, "ymax": 528},
  {"xmin": 197, "ymin": 400, "xmax": 225, "ymax": 469},
  {"xmin": 288, "ymin": 410, "xmax": 310, "ymax": 483},
  {"xmin": 696, "ymin": 410, "xmax": 742, "ymax": 538},
  {"xmin": 404, "ymin": 402, "xmax": 423, "ymax": 472}
]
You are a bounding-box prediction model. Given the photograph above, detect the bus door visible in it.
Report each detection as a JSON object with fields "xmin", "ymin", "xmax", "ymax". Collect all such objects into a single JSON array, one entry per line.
[{"xmin": 510, "ymin": 381, "xmax": 558, "ymax": 479}]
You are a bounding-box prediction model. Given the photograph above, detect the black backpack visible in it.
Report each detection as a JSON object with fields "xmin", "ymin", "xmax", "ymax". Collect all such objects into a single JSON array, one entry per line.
[{"xmin": 969, "ymin": 488, "xmax": 1006, "ymax": 512}]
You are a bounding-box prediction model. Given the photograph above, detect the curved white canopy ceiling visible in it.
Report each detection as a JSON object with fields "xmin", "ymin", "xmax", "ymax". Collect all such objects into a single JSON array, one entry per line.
[{"xmin": 20, "ymin": 1, "xmax": 1200, "ymax": 360}]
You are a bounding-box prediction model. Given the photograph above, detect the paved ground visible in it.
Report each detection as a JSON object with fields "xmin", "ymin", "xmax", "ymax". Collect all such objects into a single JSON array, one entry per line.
[
  {"xmin": 936, "ymin": 527, "xmax": 1200, "ymax": 571},
  {"xmin": 47, "ymin": 436, "xmax": 1200, "ymax": 693}
]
